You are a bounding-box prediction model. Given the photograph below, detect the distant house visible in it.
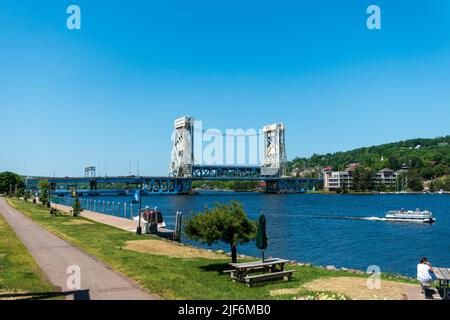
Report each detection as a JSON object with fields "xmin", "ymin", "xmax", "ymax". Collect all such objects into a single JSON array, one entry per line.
[
  {"xmin": 345, "ymin": 163, "xmax": 359, "ymax": 172},
  {"xmin": 401, "ymin": 163, "xmax": 411, "ymax": 170},
  {"xmin": 375, "ymin": 168, "xmax": 397, "ymax": 188},
  {"xmin": 291, "ymin": 167, "xmax": 317, "ymax": 178}
]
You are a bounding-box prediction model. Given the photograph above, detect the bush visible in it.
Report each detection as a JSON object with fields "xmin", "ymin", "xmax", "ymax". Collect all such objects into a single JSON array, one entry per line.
[
  {"xmin": 23, "ymin": 191, "xmax": 31, "ymax": 202},
  {"xmin": 72, "ymin": 196, "xmax": 83, "ymax": 217},
  {"xmin": 38, "ymin": 180, "xmax": 50, "ymax": 206}
]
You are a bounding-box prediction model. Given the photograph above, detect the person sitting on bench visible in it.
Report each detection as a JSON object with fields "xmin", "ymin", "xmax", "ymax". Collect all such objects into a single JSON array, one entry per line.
[{"xmin": 417, "ymin": 257, "xmax": 434, "ymax": 295}]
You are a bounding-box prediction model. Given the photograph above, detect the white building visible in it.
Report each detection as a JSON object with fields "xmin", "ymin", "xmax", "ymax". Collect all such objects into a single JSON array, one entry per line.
[
  {"xmin": 323, "ymin": 171, "xmax": 353, "ymax": 191},
  {"xmin": 324, "ymin": 166, "xmax": 400, "ymax": 191}
]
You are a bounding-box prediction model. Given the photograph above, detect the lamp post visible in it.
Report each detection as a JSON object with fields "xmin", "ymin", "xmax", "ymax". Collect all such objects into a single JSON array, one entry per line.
[{"xmin": 136, "ymin": 180, "xmax": 143, "ymax": 235}]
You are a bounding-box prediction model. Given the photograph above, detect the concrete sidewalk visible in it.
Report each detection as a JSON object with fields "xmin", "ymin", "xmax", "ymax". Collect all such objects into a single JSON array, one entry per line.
[
  {"xmin": 52, "ymin": 203, "xmax": 138, "ymax": 232},
  {"xmin": 0, "ymin": 198, "xmax": 159, "ymax": 300}
]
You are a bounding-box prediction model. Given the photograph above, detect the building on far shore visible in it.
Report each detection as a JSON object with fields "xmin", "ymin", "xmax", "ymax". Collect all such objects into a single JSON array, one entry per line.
[
  {"xmin": 323, "ymin": 165, "xmax": 401, "ymax": 191},
  {"xmin": 374, "ymin": 168, "xmax": 397, "ymax": 188},
  {"xmin": 323, "ymin": 170, "xmax": 353, "ymax": 191}
]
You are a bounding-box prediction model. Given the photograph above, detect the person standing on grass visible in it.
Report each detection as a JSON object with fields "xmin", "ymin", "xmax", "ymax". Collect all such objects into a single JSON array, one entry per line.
[{"xmin": 417, "ymin": 257, "xmax": 434, "ymax": 291}]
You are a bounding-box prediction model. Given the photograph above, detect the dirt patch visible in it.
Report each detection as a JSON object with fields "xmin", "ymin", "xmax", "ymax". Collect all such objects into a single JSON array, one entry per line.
[
  {"xmin": 62, "ymin": 220, "xmax": 94, "ymax": 226},
  {"xmin": 124, "ymin": 240, "xmax": 226, "ymax": 260},
  {"xmin": 303, "ymin": 277, "xmax": 408, "ymax": 300}
]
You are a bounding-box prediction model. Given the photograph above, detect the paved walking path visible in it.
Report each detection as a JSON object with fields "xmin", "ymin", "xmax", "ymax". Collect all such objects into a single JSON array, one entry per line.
[
  {"xmin": 52, "ymin": 203, "xmax": 138, "ymax": 232},
  {"xmin": 0, "ymin": 198, "xmax": 159, "ymax": 300}
]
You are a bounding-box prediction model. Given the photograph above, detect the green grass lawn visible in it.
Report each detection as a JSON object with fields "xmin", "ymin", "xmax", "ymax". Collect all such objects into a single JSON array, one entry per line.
[
  {"xmin": 0, "ymin": 206, "xmax": 61, "ymax": 300},
  {"xmin": 6, "ymin": 198, "xmax": 414, "ymax": 300}
]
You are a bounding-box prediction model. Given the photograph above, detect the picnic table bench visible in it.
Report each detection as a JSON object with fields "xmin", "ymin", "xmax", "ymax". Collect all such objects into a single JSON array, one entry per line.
[
  {"xmin": 433, "ymin": 267, "xmax": 450, "ymax": 300},
  {"xmin": 226, "ymin": 258, "xmax": 296, "ymax": 287}
]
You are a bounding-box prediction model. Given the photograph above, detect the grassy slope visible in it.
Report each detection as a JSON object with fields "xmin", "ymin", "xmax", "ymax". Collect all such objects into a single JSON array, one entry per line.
[
  {"xmin": 0, "ymin": 207, "xmax": 59, "ymax": 300},
  {"xmin": 7, "ymin": 199, "xmax": 414, "ymax": 300}
]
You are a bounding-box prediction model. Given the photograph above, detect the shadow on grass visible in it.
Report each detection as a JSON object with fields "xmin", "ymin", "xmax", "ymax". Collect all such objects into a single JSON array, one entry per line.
[
  {"xmin": 198, "ymin": 262, "xmax": 231, "ymax": 274},
  {"xmin": 0, "ymin": 289, "xmax": 91, "ymax": 300}
]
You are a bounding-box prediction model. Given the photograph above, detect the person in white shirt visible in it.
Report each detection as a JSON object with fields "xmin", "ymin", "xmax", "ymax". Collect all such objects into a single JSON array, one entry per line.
[{"xmin": 417, "ymin": 258, "xmax": 434, "ymax": 290}]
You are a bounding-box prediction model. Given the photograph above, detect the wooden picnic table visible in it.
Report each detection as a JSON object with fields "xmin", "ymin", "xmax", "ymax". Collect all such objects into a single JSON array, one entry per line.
[
  {"xmin": 227, "ymin": 258, "xmax": 295, "ymax": 287},
  {"xmin": 433, "ymin": 267, "xmax": 450, "ymax": 300}
]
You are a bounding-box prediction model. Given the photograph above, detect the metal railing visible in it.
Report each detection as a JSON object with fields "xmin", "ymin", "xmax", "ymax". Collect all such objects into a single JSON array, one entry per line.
[{"xmin": 56, "ymin": 196, "xmax": 136, "ymax": 220}]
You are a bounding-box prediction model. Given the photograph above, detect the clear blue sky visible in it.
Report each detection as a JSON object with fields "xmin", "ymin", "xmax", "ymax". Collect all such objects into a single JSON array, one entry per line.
[{"xmin": 1, "ymin": 0, "xmax": 449, "ymax": 177}]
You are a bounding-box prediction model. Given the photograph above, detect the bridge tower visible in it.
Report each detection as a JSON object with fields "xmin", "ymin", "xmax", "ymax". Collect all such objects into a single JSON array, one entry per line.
[
  {"xmin": 261, "ymin": 123, "xmax": 288, "ymax": 177},
  {"xmin": 169, "ymin": 116, "xmax": 195, "ymax": 178}
]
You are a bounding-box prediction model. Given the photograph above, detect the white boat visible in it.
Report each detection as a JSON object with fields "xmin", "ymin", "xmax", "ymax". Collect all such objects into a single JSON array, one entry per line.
[
  {"xmin": 385, "ymin": 209, "xmax": 436, "ymax": 224},
  {"xmin": 133, "ymin": 207, "xmax": 166, "ymax": 228}
]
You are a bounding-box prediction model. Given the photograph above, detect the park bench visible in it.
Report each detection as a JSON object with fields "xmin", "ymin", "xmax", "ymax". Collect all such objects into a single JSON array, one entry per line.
[{"xmin": 244, "ymin": 270, "xmax": 296, "ymax": 287}]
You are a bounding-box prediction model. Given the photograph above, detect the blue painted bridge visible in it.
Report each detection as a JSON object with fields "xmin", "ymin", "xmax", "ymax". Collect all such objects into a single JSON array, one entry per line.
[{"xmin": 26, "ymin": 165, "xmax": 323, "ymax": 195}]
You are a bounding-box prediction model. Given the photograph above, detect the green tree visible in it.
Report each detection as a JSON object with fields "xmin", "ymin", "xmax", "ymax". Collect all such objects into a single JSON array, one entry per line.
[
  {"xmin": 340, "ymin": 181, "xmax": 349, "ymax": 194},
  {"xmin": 352, "ymin": 167, "xmax": 375, "ymax": 191},
  {"xmin": 376, "ymin": 181, "xmax": 387, "ymax": 192},
  {"xmin": 72, "ymin": 195, "xmax": 83, "ymax": 217},
  {"xmin": 0, "ymin": 171, "xmax": 25, "ymax": 195},
  {"xmin": 444, "ymin": 176, "xmax": 450, "ymax": 191},
  {"xmin": 38, "ymin": 180, "xmax": 50, "ymax": 206},
  {"xmin": 15, "ymin": 188, "xmax": 24, "ymax": 199},
  {"xmin": 23, "ymin": 191, "xmax": 32, "ymax": 202},
  {"xmin": 184, "ymin": 201, "xmax": 257, "ymax": 263},
  {"xmin": 407, "ymin": 170, "xmax": 424, "ymax": 192},
  {"xmin": 351, "ymin": 168, "xmax": 362, "ymax": 191}
]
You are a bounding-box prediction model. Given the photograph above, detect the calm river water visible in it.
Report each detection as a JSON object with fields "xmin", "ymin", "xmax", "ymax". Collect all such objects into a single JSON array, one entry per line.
[{"xmin": 67, "ymin": 193, "xmax": 450, "ymax": 277}]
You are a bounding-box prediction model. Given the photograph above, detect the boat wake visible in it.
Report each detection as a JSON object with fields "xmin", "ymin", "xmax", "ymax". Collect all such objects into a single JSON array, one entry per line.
[
  {"xmin": 359, "ymin": 217, "xmax": 387, "ymax": 222},
  {"xmin": 310, "ymin": 215, "xmax": 385, "ymax": 221}
]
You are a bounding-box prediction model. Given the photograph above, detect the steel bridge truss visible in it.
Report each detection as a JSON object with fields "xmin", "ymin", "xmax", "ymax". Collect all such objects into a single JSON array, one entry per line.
[{"xmin": 192, "ymin": 165, "xmax": 261, "ymax": 180}]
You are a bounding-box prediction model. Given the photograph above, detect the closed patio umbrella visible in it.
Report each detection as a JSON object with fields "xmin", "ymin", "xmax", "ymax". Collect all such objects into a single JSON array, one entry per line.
[{"xmin": 256, "ymin": 214, "xmax": 268, "ymax": 262}]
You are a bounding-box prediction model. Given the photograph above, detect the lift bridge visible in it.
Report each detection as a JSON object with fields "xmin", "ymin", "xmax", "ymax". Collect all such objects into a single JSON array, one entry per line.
[{"xmin": 26, "ymin": 117, "xmax": 322, "ymax": 195}]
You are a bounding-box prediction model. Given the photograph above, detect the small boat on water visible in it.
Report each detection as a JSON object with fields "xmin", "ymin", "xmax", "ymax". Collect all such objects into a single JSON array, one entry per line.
[
  {"xmin": 385, "ymin": 209, "xmax": 436, "ymax": 224},
  {"xmin": 133, "ymin": 207, "xmax": 167, "ymax": 228}
]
